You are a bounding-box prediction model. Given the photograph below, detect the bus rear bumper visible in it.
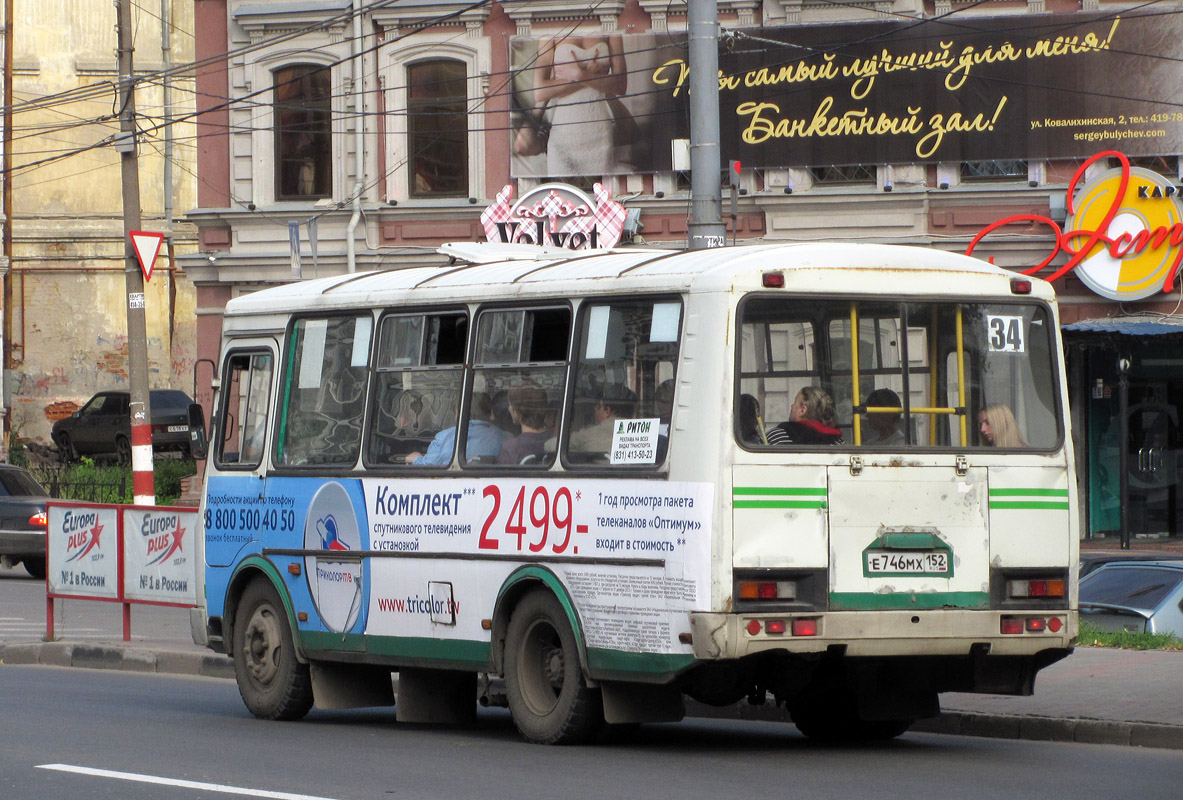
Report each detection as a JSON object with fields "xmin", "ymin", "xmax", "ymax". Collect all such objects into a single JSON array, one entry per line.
[{"xmin": 690, "ymin": 609, "xmax": 1077, "ymax": 660}]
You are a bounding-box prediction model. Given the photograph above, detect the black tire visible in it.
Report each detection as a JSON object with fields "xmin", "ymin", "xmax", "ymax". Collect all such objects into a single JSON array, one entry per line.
[
  {"xmin": 504, "ymin": 590, "xmax": 602, "ymax": 744},
  {"xmin": 232, "ymin": 579, "xmax": 313, "ymax": 721},
  {"xmin": 56, "ymin": 433, "xmax": 77, "ymax": 463},
  {"xmin": 22, "ymin": 557, "xmax": 46, "ymax": 580},
  {"xmin": 115, "ymin": 435, "xmax": 131, "ymax": 465}
]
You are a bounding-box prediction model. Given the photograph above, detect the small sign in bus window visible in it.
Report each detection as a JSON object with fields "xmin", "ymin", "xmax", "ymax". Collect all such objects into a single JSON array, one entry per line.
[
  {"xmin": 986, "ymin": 315, "xmax": 1025, "ymax": 353},
  {"xmin": 610, "ymin": 418, "xmax": 661, "ymax": 464}
]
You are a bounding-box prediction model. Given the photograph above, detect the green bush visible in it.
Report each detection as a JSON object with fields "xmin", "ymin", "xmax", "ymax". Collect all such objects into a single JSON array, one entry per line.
[{"xmin": 31, "ymin": 456, "xmax": 197, "ymax": 506}]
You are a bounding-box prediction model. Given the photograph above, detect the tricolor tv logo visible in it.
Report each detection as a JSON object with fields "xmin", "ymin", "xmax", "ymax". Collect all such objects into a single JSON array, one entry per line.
[{"xmin": 304, "ymin": 482, "xmax": 363, "ymax": 633}]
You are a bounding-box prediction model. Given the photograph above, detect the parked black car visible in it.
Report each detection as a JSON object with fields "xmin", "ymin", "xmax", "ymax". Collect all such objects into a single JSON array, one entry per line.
[
  {"xmin": 51, "ymin": 389, "xmax": 195, "ymax": 462},
  {"xmin": 0, "ymin": 464, "xmax": 50, "ymax": 579}
]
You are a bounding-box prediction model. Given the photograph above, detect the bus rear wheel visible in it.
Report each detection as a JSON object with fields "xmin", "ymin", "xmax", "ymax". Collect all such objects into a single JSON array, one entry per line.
[
  {"xmin": 233, "ymin": 578, "xmax": 313, "ymax": 721},
  {"xmin": 504, "ymin": 591, "xmax": 602, "ymax": 744}
]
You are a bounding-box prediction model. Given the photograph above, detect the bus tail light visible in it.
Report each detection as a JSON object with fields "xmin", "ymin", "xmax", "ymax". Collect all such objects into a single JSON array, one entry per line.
[
  {"xmin": 745, "ymin": 618, "xmax": 819, "ymax": 637},
  {"xmin": 791, "ymin": 619, "xmax": 818, "ymax": 637},
  {"xmin": 738, "ymin": 580, "xmax": 796, "ymax": 600},
  {"xmin": 1010, "ymin": 277, "xmax": 1032, "ymax": 294},
  {"xmin": 1001, "ymin": 616, "xmax": 1063, "ymax": 634},
  {"xmin": 762, "ymin": 272, "xmax": 785, "ymax": 288},
  {"xmin": 1008, "ymin": 578, "xmax": 1066, "ymax": 599}
]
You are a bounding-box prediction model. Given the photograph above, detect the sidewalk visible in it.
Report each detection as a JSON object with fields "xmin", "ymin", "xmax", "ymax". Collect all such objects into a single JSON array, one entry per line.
[{"xmin": 2, "ymin": 539, "xmax": 1182, "ymax": 750}]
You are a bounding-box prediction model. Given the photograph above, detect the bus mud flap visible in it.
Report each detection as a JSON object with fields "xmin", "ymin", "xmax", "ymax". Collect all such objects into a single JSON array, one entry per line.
[
  {"xmin": 602, "ymin": 681, "xmax": 685, "ymax": 724},
  {"xmin": 396, "ymin": 668, "xmax": 478, "ymax": 724},
  {"xmin": 310, "ymin": 662, "xmax": 394, "ymax": 709}
]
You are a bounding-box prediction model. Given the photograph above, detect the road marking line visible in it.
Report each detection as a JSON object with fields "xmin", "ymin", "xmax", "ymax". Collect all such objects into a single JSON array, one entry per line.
[{"xmin": 37, "ymin": 765, "xmax": 341, "ymax": 800}]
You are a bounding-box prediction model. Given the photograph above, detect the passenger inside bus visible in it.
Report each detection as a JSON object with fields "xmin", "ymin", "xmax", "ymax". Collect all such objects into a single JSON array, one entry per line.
[
  {"xmin": 408, "ymin": 392, "xmax": 506, "ymax": 466},
  {"xmin": 771, "ymin": 386, "xmax": 845, "ymax": 445},
  {"xmin": 979, "ymin": 403, "xmax": 1027, "ymax": 447},
  {"xmin": 569, "ymin": 383, "xmax": 636, "ymax": 455},
  {"xmin": 738, "ymin": 393, "xmax": 769, "ymax": 445},
  {"xmin": 497, "ymin": 382, "xmax": 554, "ymax": 465},
  {"xmin": 863, "ymin": 387, "xmax": 904, "ymax": 446}
]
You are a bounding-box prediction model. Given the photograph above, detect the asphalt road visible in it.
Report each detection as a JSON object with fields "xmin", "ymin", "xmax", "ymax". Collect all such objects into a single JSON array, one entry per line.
[{"xmin": 2, "ymin": 665, "xmax": 1182, "ymax": 800}]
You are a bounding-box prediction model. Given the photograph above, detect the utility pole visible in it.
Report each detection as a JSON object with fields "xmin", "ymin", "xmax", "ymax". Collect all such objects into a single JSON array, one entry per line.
[
  {"xmin": 687, "ymin": 0, "xmax": 726, "ymax": 250},
  {"xmin": 116, "ymin": 0, "xmax": 154, "ymax": 504},
  {"xmin": 2, "ymin": 0, "xmax": 13, "ymax": 458}
]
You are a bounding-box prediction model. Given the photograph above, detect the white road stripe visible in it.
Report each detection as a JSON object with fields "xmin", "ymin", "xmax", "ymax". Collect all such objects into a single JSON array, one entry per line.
[{"xmin": 37, "ymin": 764, "xmax": 342, "ymax": 800}]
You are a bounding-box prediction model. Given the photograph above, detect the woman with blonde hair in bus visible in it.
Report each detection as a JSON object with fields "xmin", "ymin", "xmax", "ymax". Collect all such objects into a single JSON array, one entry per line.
[
  {"xmin": 979, "ymin": 403, "xmax": 1027, "ymax": 447},
  {"xmin": 771, "ymin": 386, "xmax": 844, "ymax": 445}
]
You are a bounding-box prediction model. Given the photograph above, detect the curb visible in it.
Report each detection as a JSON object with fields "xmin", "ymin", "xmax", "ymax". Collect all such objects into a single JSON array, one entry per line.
[
  {"xmin": 5, "ymin": 641, "xmax": 1182, "ymax": 750},
  {"xmin": 912, "ymin": 711, "xmax": 1183, "ymax": 750},
  {"xmin": 0, "ymin": 642, "xmax": 234, "ymax": 681}
]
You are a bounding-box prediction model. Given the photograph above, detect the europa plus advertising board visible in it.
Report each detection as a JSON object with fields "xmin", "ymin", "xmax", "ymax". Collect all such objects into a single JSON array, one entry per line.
[
  {"xmin": 47, "ymin": 502, "xmax": 199, "ymax": 606},
  {"xmin": 507, "ymin": 13, "xmax": 1183, "ymax": 176},
  {"xmin": 47, "ymin": 502, "xmax": 120, "ymax": 599},
  {"xmin": 122, "ymin": 506, "xmax": 198, "ymax": 605},
  {"xmin": 203, "ymin": 476, "xmax": 713, "ymax": 657}
]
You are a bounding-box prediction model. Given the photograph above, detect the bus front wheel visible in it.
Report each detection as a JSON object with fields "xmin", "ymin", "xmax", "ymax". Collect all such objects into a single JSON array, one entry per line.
[
  {"xmin": 504, "ymin": 591, "xmax": 602, "ymax": 744},
  {"xmin": 233, "ymin": 578, "xmax": 313, "ymax": 721}
]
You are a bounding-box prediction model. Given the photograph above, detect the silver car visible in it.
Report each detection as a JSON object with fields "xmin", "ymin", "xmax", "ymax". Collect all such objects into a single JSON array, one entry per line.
[{"xmin": 1079, "ymin": 561, "xmax": 1183, "ymax": 637}]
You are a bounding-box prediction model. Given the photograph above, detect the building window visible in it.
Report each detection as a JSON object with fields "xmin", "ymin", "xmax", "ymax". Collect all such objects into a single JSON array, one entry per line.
[
  {"xmin": 408, "ymin": 59, "xmax": 468, "ymax": 197},
  {"xmin": 274, "ymin": 65, "xmax": 333, "ymax": 200},
  {"xmin": 1109, "ymin": 155, "xmax": 1178, "ymax": 176},
  {"xmin": 810, "ymin": 165, "xmax": 875, "ymax": 184},
  {"xmin": 961, "ymin": 160, "xmax": 1027, "ymax": 181}
]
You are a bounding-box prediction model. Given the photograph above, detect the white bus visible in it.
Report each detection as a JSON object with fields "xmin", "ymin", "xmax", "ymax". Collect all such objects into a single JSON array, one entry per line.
[{"xmin": 191, "ymin": 241, "xmax": 1078, "ymax": 744}]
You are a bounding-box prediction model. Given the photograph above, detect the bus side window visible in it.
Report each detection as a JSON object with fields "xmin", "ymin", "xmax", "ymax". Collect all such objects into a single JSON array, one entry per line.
[
  {"xmin": 566, "ymin": 299, "xmax": 682, "ymax": 467},
  {"xmin": 366, "ymin": 312, "xmax": 467, "ymax": 467},
  {"xmin": 466, "ymin": 307, "xmax": 570, "ymax": 468},
  {"xmin": 277, "ymin": 315, "xmax": 371, "ymax": 467},
  {"xmin": 216, "ymin": 351, "xmax": 274, "ymax": 469},
  {"xmin": 738, "ymin": 306, "xmax": 818, "ymax": 446}
]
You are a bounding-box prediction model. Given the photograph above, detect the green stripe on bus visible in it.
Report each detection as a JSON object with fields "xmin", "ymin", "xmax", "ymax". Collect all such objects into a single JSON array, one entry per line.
[
  {"xmin": 299, "ymin": 631, "xmax": 491, "ymax": 667},
  {"xmin": 988, "ymin": 488, "xmax": 1069, "ymax": 497},
  {"xmin": 829, "ymin": 591, "xmax": 990, "ymax": 610},
  {"xmin": 586, "ymin": 648, "xmax": 695, "ymax": 678},
  {"xmin": 989, "ymin": 501, "xmax": 1070, "ymax": 510},
  {"xmin": 734, "ymin": 500, "xmax": 828, "ymax": 509},
  {"xmin": 734, "ymin": 486, "xmax": 827, "ymax": 496}
]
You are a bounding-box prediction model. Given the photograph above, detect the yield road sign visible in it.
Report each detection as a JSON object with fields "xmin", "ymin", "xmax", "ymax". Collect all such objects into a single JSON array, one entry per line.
[{"xmin": 130, "ymin": 231, "xmax": 164, "ymax": 281}]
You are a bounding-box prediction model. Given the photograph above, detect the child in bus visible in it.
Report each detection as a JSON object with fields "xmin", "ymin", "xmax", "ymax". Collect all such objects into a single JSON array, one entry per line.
[
  {"xmin": 738, "ymin": 393, "xmax": 773, "ymax": 445},
  {"xmin": 771, "ymin": 386, "xmax": 844, "ymax": 445},
  {"xmin": 863, "ymin": 387, "xmax": 904, "ymax": 446}
]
